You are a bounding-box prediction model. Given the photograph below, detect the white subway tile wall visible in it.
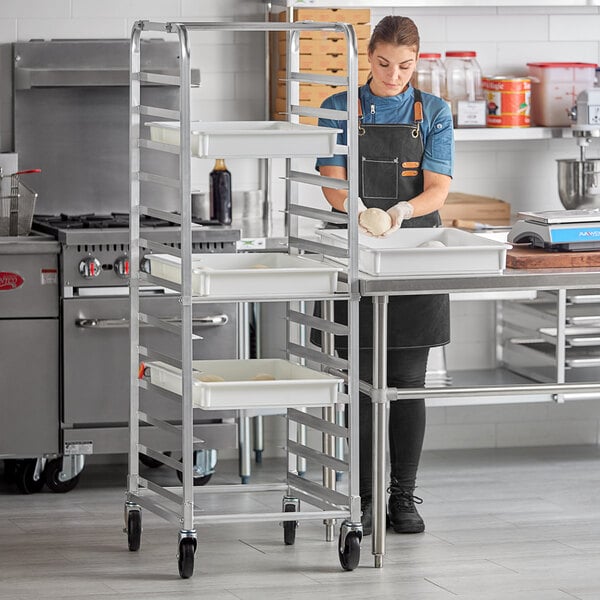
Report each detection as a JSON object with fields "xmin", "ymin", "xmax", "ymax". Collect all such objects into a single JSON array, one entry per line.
[{"xmin": 1, "ymin": 1, "xmax": 600, "ymax": 451}]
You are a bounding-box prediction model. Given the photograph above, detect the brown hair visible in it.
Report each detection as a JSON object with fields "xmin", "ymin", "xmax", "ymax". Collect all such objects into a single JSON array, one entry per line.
[{"xmin": 368, "ymin": 16, "xmax": 420, "ymax": 55}]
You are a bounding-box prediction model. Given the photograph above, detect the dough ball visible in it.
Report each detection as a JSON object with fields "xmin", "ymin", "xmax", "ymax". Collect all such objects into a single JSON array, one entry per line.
[
  {"xmin": 359, "ymin": 208, "xmax": 392, "ymax": 236},
  {"xmin": 250, "ymin": 264, "xmax": 269, "ymax": 269},
  {"xmin": 418, "ymin": 240, "xmax": 446, "ymax": 248},
  {"xmin": 196, "ymin": 373, "xmax": 225, "ymax": 382},
  {"xmin": 251, "ymin": 373, "xmax": 276, "ymax": 381}
]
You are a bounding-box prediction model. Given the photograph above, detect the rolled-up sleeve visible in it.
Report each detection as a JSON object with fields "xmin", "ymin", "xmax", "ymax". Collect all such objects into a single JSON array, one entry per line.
[{"xmin": 422, "ymin": 103, "xmax": 454, "ymax": 178}]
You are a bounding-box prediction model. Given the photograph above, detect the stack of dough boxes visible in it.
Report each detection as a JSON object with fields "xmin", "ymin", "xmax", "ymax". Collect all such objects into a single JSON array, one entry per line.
[{"xmin": 271, "ymin": 8, "xmax": 371, "ymax": 125}]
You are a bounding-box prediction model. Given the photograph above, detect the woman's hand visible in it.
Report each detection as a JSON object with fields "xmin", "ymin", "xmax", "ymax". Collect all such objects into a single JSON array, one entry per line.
[
  {"xmin": 343, "ymin": 197, "xmax": 373, "ymax": 235},
  {"xmin": 384, "ymin": 201, "xmax": 414, "ymax": 236}
]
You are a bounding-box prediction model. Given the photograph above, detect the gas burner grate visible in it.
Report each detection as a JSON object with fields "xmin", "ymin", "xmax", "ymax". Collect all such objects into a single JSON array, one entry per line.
[{"xmin": 32, "ymin": 212, "xmax": 186, "ymax": 231}]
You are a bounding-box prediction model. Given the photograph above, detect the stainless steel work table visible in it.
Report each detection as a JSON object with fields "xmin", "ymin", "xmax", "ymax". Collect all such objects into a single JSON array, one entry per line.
[{"xmin": 360, "ymin": 266, "xmax": 600, "ymax": 568}]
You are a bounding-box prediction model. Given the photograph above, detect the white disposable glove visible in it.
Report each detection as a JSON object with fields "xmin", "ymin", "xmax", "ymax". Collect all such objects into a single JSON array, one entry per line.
[
  {"xmin": 343, "ymin": 197, "xmax": 373, "ymax": 236},
  {"xmin": 384, "ymin": 201, "xmax": 414, "ymax": 236}
]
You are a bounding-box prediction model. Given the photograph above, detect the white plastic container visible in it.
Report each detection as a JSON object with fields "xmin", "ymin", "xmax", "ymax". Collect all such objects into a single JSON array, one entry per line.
[
  {"xmin": 146, "ymin": 359, "xmax": 344, "ymax": 409},
  {"xmin": 146, "ymin": 252, "xmax": 340, "ymax": 298},
  {"xmin": 527, "ymin": 62, "xmax": 597, "ymax": 126},
  {"xmin": 317, "ymin": 228, "xmax": 508, "ymax": 276},
  {"xmin": 147, "ymin": 121, "xmax": 342, "ymax": 158},
  {"xmin": 444, "ymin": 51, "xmax": 486, "ymax": 127},
  {"xmin": 415, "ymin": 53, "xmax": 446, "ymax": 98}
]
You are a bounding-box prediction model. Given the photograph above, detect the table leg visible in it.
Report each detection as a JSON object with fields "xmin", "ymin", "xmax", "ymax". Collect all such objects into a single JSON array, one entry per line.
[{"xmin": 372, "ymin": 295, "xmax": 388, "ymax": 568}]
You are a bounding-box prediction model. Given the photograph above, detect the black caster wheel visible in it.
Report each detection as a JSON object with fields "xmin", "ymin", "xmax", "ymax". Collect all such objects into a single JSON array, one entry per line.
[
  {"xmin": 44, "ymin": 458, "xmax": 81, "ymax": 493},
  {"xmin": 139, "ymin": 451, "xmax": 171, "ymax": 469},
  {"xmin": 3, "ymin": 459, "xmax": 19, "ymax": 483},
  {"xmin": 254, "ymin": 449, "xmax": 263, "ymax": 464},
  {"xmin": 338, "ymin": 531, "xmax": 361, "ymax": 571},
  {"xmin": 176, "ymin": 469, "xmax": 212, "ymax": 486},
  {"xmin": 15, "ymin": 459, "xmax": 45, "ymax": 494},
  {"xmin": 240, "ymin": 475, "xmax": 250, "ymax": 484},
  {"xmin": 127, "ymin": 509, "xmax": 142, "ymax": 551},
  {"xmin": 283, "ymin": 503, "xmax": 298, "ymax": 546},
  {"xmin": 177, "ymin": 538, "xmax": 196, "ymax": 579}
]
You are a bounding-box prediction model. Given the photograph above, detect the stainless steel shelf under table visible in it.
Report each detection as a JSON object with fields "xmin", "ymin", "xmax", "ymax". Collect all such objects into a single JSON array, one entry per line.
[{"xmin": 359, "ymin": 266, "xmax": 600, "ymax": 568}]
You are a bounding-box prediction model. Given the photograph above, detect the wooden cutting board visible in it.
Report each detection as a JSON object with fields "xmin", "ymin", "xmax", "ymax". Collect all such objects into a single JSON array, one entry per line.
[{"xmin": 507, "ymin": 246, "xmax": 600, "ymax": 269}]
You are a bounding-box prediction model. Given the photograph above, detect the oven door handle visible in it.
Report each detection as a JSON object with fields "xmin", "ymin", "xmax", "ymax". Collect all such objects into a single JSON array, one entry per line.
[{"xmin": 75, "ymin": 314, "xmax": 229, "ymax": 329}]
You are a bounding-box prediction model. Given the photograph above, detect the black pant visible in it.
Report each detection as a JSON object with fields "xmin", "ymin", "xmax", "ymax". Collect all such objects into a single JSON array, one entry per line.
[{"xmin": 341, "ymin": 346, "xmax": 430, "ymax": 497}]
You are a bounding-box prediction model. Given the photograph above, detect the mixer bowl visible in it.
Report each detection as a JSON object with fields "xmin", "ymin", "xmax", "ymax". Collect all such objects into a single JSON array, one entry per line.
[{"xmin": 557, "ymin": 158, "xmax": 600, "ymax": 209}]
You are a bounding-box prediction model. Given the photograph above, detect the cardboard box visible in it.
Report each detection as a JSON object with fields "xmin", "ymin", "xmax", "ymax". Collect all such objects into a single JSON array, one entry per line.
[
  {"xmin": 277, "ymin": 24, "xmax": 371, "ymax": 43},
  {"xmin": 439, "ymin": 192, "xmax": 511, "ymax": 226},
  {"xmin": 278, "ymin": 37, "xmax": 369, "ymax": 56},
  {"xmin": 279, "ymin": 52, "xmax": 370, "ymax": 71},
  {"xmin": 279, "ymin": 8, "xmax": 371, "ymax": 24},
  {"xmin": 275, "ymin": 69, "xmax": 370, "ymax": 85}
]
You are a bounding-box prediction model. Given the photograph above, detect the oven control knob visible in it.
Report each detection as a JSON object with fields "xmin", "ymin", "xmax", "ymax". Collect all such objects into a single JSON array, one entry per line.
[
  {"xmin": 79, "ymin": 257, "xmax": 102, "ymax": 278},
  {"xmin": 114, "ymin": 256, "xmax": 130, "ymax": 278}
]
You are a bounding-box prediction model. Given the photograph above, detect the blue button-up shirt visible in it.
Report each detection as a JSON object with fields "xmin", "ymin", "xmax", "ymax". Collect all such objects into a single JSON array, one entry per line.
[{"xmin": 316, "ymin": 83, "xmax": 454, "ymax": 178}]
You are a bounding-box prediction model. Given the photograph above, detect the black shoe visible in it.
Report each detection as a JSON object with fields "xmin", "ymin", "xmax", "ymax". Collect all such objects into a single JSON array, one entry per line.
[
  {"xmin": 361, "ymin": 497, "xmax": 372, "ymax": 536},
  {"xmin": 388, "ymin": 482, "xmax": 425, "ymax": 534}
]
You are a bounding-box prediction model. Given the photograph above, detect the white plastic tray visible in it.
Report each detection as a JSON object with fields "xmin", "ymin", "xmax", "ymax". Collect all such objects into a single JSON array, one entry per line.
[
  {"xmin": 147, "ymin": 359, "xmax": 343, "ymax": 409},
  {"xmin": 318, "ymin": 227, "xmax": 508, "ymax": 276},
  {"xmin": 147, "ymin": 121, "xmax": 342, "ymax": 158},
  {"xmin": 146, "ymin": 252, "xmax": 340, "ymax": 298}
]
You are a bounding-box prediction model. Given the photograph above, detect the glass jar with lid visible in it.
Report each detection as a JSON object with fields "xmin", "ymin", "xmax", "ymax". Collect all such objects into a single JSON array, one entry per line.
[
  {"xmin": 414, "ymin": 53, "xmax": 446, "ymax": 98},
  {"xmin": 444, "ymin": 50, "xmax": 486, "ymax": 127}
]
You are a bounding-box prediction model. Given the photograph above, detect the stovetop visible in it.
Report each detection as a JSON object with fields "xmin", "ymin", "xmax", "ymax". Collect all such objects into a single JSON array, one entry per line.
[
  {"xmin": 32, "ymin": 212, "xmax": 222, "ymax": 232},
  {"xmin": 31, "ymin": 213, "xmax": 238, "ymax": 246}
]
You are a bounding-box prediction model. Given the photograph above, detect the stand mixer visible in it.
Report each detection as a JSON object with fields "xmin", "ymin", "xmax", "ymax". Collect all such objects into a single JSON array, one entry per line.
[
  {"xmin": 558, "ymin": 88, "xmax": 600, "ymax": 209},
  {"xmin": 508, "ymin": 88, "xmax": 600, "ymax": 251}
]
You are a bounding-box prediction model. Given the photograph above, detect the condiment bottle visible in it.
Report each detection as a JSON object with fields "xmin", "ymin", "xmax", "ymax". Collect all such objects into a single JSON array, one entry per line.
[
  {"xmin": 209, "ymin": 158, "xmax": 232, "ymax": 225},
  {"xmin": 444, "ymin": 51, "xmax": 486, "ymax": 127},
  {"xmin": 414, "ymin": 53, "xmax": 446, "ymax": 98}
]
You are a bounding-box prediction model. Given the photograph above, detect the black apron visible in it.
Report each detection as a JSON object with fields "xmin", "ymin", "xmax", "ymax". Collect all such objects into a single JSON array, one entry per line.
[{"xmin": 315, "ymin": 88, "xmax": 450, "ymax": 350}]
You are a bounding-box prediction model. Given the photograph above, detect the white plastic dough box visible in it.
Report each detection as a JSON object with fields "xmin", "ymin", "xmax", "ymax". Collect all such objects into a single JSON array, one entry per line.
[
  {"xmin": 318, "ymin": 227, "xmax": 508, "ymax": 276},
  {"xmin": 146, "ymin": 359, "xmax": 344, "ymax": 409},
  {"xmin": 147, "ymin": 121, "xmax": 342, "ymax": 158},
  {"xmin": 146, "ymin": 252, "xmax": 341, "ymax": 297}
]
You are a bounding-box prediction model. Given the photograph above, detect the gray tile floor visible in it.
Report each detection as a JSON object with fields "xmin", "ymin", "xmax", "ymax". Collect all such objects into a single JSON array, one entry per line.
[{"xmin": 2, "ymin": 445, "xmax": 600, "ymax": 599}]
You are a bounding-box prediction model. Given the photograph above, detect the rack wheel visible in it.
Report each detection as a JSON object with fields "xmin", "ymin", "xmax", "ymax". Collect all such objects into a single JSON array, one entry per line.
[
  {"xmin": 3, "ymin": 459, "xmax": 18, "ymax": 483},
  {"xmin": 254, "ymin": 449, "xmax": 263, "ymax": 464},
  {"xmin": 283, "ymin": 503, "xmax": 297, "ymax": 546},
  {"xmin": 127, "ymin": 510, "xmax": 142, "ymax": 551},
  {"xmin": 15, "ymin": 459, "xmax": 45, "ymax": 494},
  {"xmin": 338, "ymin": 531, "xmax": 361, "ymax": 571},
  {"xmin": 177, "ymin": 538, "xmax": 195, "ymax": 578},
  {"xmin": 44, "ymin": 458, "xmax": 81, "ymax": 493},
  {"xmin": 139, "ymin": 451, "xmax": 171, "ymax": 469},
  {"xmin": 176, "ymin": 469, "xmax": 212, "ymax": 486}
]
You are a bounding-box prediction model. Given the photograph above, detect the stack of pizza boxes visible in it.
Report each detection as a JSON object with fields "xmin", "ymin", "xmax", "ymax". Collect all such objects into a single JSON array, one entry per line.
[{"xmin": 271, "ymin": 8, "xmax": 371, "ymax": 125}]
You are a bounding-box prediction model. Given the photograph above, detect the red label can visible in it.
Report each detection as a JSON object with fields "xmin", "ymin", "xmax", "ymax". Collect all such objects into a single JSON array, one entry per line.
[
  {"xmin": 483, "ymin": 76, "xmax": 531, "ymax": 127},
  {"xmin": 0, "ymin": 272, "xmax": 24, "ymax": 291}
]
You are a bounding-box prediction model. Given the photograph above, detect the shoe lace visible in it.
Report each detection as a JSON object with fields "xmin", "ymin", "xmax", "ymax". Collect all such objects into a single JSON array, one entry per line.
[{"xmin": 387, "ymin": 485, "xmax": 423, "ymax": 514}]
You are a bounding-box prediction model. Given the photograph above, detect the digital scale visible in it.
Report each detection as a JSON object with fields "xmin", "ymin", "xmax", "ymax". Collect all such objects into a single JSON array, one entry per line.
[{"xmin": 508, "ymin": 209, "xmax": 600, "ymax": 251}]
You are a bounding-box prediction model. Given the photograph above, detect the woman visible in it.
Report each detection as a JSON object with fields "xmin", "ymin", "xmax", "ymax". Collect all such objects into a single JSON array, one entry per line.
[{"xmin": 316, "ymin": 15, "xmax": 454, "ymax": 535}]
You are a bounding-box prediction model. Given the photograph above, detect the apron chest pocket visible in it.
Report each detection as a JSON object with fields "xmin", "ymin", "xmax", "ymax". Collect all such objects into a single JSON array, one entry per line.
[{"xmin": 361, "ymin": 156, "xmax": 399, "ymax": 200}]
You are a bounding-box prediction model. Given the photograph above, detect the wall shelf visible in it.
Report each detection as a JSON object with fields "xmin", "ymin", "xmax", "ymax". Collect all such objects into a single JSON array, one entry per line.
[{"xmin": 454, "ymin": 127, "xmax": 572, "ymax": 142}]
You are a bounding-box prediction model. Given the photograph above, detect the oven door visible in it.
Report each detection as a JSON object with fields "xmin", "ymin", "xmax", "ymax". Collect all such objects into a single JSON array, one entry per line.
[{"xmin": 62, "ymin": 294, "xmax": 237, "ymax": 426}]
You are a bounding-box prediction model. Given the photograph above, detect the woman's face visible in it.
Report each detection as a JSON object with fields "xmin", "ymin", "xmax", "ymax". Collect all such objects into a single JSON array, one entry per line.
[{"xmin": 368, "ymin": 42, "xmax": 418, "ymax": 97}]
